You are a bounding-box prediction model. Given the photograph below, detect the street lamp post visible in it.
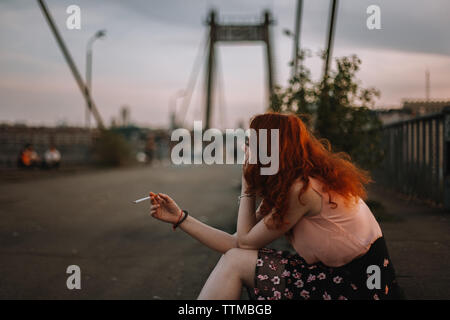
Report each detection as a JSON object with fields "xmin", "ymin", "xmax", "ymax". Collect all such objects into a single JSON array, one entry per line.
[
  {"xmin": 85, "ymin": 30, "xmax": 106, "ymax": 128},
  {"xmin": 292, "ymin": 0, "xmax": 303, "ymax": 78}
]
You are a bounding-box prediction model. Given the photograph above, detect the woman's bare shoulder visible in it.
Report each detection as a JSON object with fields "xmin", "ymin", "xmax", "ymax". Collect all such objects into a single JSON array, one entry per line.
[
  {"xmin": 289, "ymin": 177, "xmax": 313, "ymax": 195},
  {"xmin": 288, "ymin": 177, "xmax": 322, "ymax": 214}
]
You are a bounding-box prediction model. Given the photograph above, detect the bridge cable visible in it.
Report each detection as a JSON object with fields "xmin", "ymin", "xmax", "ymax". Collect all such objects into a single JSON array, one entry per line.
[
  {"xmin": 179, "ymin": 30, "xmax": 210, "ymax": 127},
  {"xmin": 215, "ymin": 47, "xmax": 228, "ymax": 129}
]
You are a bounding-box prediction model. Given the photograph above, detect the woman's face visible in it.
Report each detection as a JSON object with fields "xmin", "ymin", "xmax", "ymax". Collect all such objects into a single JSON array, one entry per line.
[
  {"xmin": 243, "ymin": 135, "xmax": 250, "ymax": 163},
  {"xmin": 244, "ymin": 129, "xmax": 260, "ymax": 165}
]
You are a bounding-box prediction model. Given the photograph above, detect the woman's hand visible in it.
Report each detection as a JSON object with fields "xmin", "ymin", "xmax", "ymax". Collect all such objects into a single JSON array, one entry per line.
[
  {"xmin": 241, "ymin": 171, "xmax": 251, "ymax": 194},
  {"xmin": 242, "ymin": 138, "xmax": 253, "ymax": 194},
  {"xmin": 149, "ymin": 192, "xmax": 182, "ymax": 224}
]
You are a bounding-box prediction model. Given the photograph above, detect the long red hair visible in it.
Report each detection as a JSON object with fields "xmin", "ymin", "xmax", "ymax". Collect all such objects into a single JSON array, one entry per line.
[{"xmin": 243, "ymin": 112, "xmax": 371, "ymax": 230}]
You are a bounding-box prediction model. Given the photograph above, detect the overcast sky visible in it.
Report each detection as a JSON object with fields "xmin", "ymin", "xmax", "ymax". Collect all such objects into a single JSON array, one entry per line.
[{"xmin": 1, "ymin": 0, "xmax": 449, "ymax": 128}]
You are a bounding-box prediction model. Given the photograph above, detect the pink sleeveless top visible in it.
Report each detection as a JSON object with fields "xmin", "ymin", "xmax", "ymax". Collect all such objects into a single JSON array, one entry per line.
[{"xmin": 289, "ymin": 177, "xmax": 382, "ymax": 267}]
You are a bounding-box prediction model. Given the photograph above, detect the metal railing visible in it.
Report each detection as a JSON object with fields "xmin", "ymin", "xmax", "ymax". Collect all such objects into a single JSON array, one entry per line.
[{"xmin": 375, "ymin": 107, "xmax": 450, "ymax": 209}]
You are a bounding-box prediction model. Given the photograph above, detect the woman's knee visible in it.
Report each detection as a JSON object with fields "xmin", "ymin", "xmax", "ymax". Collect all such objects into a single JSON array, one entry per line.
[
  {"xmin": 222, "ymin": 248, "xmax": 243, "ymax": 268},
  {"xmin": 222, "ymin": 248, "xmax": 258, "ymax": 284}
]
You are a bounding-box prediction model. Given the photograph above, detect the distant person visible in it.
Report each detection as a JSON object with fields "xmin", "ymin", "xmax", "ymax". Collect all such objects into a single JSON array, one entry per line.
[
  {"xmin": 43, "ymin": 145, "xmax": 61, "ymax": 169},
  {"xmin": 154, "ymin": 135, "xmax": 163, "ymax": 163},
  {"xmin": 148, "ymin": 112, "xmax": 404, "ymax": 300},
  {"xmin": 17, "ymin": 143, "xmax": 40, "ymax": 168},
  {"xmin": 145, "ymin": 133, "xmax": 156, "ymax": 165}
]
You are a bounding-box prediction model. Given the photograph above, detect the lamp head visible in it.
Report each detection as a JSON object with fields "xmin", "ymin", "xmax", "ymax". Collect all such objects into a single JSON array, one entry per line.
[{"xmin": 96, "ymin": 30, "xmax": 107, "ymax": 39}]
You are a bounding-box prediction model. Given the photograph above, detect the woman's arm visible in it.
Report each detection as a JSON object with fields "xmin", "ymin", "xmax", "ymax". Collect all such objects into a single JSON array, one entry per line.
[
  {"xmin": 180, "ymin": 199, "xmax": 266, "ymax": 254},
  {"xmin": 179, "ymin": 215, "xmax": 237, "ymax": 254},
  {"xmin": 236, "ymin": 174, "xmax": 257, "ymax": 243},
  {"xmin": 236, "ymin": 175, "xmax": 313, "ymax": 250},
  {"xmin": 150, "ymin": 192, "xmax": 265, "ymax": 254}
]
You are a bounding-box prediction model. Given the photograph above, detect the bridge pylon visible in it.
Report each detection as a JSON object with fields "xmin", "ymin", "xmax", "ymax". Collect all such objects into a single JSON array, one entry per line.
[{"xmin": 204, "ymin": 10, "xmax": 275, "ymax": 130}]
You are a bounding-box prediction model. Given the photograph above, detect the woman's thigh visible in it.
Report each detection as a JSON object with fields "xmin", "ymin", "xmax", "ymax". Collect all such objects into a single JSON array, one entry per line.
[{"xmin": 224, "ymin": 248, "xmax": 258, "ymax": 288}]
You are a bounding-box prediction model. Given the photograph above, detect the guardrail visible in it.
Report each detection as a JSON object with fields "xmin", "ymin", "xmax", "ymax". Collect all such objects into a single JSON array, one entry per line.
[{"xmin": 375, "ymin": 106, "xmax": 450, "ymax": 209}]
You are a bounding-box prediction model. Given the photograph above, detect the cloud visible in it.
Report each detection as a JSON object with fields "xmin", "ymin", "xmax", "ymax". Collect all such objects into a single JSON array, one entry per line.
[{"xmin": 0, "ymin": 0, "xmax": 449, "ymax": 128}]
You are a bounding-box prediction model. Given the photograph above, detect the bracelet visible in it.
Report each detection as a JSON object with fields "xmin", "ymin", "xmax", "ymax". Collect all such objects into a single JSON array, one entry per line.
[
  {"xmin": 238, "ymin": 193, "xmax": 256, "ymax": 204},
  {"xmin": 172, "ymin": 209, "xmax": 183, "ymax": 230},
  {"xmin": 173, "ymin": 210, "xmax": 189, "ymax": 230},
  {"xmin": 238, "ymin": 193, "xmax": 256, "ymax": 200}
]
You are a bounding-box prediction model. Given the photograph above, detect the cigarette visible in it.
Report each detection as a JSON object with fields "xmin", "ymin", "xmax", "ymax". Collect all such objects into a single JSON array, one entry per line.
[{"xmin": 133, "ymin": 196, "xmax": 151, "ymax": 204}]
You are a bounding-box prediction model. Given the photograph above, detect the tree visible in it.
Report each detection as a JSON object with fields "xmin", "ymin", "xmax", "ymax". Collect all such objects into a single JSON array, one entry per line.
[{"xmin": 270, "ymin": 51, "xmax": 383, "ymax": 169}]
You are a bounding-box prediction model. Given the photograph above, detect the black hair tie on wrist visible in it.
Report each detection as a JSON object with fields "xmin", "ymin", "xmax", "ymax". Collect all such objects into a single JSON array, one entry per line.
[{"xmin": 173, "ymin": 210, "xmax": 189, "ymax": 229}]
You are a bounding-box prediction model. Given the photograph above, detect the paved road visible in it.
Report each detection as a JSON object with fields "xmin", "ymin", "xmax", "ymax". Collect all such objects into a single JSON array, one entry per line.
[
  {"xmin": 369, "ymin": 185, "xmax": 450, "ymax": 300},
  {"xmin": 0, "ymin": 165, "xmax": 448, "ymax": 299},
  {"xmin": 0, "ymin": 164, "xmax": 242, "ymax": 299}
]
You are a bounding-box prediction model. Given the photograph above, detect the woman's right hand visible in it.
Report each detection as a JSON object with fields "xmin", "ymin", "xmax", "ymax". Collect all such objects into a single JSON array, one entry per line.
[{"xmin": 149, "ymin": 192, "xmax": 183, "ymax": 224}]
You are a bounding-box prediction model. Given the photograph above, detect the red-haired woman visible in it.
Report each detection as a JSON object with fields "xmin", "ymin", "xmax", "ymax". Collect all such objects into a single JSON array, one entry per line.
[{"xmin": 150, "ymin": 112, "xmax": 404, "ymax": 300}]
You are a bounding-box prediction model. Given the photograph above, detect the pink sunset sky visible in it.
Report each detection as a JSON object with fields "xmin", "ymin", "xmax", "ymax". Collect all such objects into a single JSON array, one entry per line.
[{"xmin": 1, "ymin": 0, "xmax": 449, "ymax": 129}]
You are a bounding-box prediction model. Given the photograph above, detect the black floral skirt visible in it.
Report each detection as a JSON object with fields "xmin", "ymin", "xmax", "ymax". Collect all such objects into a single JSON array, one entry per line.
[{"xmin": 247, "ymin": 237, "xmax": 404, "ymax": 300}]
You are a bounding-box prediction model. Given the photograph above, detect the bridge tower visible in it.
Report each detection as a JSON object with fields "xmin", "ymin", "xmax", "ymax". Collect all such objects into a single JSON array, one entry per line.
[{"xmin": 204, "ymin": 10, "xmax": 275, "ymax": 130}]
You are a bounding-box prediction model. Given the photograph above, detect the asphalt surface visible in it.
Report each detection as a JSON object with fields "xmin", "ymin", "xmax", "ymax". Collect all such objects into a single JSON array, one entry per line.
[
  {"xmin": 0, "ymin": 165, "xmax": 448, "ymax": 299},
  {"xmin": 368, "ymin": 185, "xmax": 450, "ymax": 300},
  {"xmin": 0, "ymin": 164, "xmax": 242, "ymax": 299}
]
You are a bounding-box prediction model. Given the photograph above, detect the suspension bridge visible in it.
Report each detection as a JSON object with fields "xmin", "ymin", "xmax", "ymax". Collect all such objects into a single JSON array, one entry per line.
[{"xmin": 0, "ymin": 0, "xmax": 448, "ymax": 300}]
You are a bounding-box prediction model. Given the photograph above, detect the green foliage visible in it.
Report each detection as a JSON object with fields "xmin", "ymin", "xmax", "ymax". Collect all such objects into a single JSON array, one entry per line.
[
  {"xmin": 271, "ymin": 50, "xmax": 316, "ymax": 127},
  {"xmin": 270, "ymin": 51, "xmax": 383, "ymax": 169},
  {"xmin": 93, "ymin": 129, "xmax": 133, "ymax": 167}
]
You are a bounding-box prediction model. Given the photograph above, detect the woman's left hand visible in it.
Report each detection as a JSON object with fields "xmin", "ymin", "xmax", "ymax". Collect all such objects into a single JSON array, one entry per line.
[{"xmin": 149, "ymin": 192, "xmax": 183, "ymax": 224}]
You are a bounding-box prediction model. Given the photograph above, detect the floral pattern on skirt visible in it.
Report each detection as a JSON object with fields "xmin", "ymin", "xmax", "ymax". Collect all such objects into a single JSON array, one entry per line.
[{"xmin": 247, "ymin": 237, "xmax": 404, "ymax": 300}]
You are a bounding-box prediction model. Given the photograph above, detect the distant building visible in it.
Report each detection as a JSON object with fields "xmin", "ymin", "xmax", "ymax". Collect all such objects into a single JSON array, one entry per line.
[
  {"xmin": 0, "ymin": 124, "xmax": 172, "ymax": 168},
  {"xmin": 375, "ymin": 99, "xmax": 450, "ymax": 126},
  {"xmin": 0, "ymin": 125, "xmax": 96, "ymax": 168},
  {"xmin": 374, "ymin": 108, "xmax": 414, "ymax": 126},
  {"xmin": 402, "ymin": 99, "xmax": 450, "ymax": 116}
]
